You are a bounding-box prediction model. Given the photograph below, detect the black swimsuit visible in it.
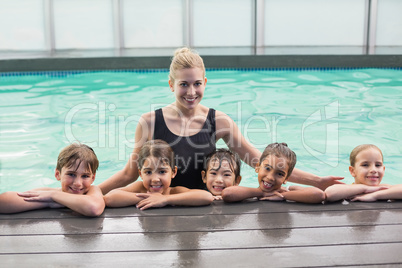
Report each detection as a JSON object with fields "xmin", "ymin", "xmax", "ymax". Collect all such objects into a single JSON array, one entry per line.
[{"xmin": 153, "ymin": 108, "xmax": 216, "ymax": 189}]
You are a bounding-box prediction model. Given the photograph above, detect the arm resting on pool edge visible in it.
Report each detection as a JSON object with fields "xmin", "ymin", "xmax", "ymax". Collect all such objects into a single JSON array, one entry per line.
[
  {"xmin": 136, "ymin": 188, "xmax": 214, "ymax": 210},
  {"xmin": 350, "ymin": 184, "xmax": 402, "ymax": 202},
  {"xmin": 0, "ymin": 189, "xmax": 55, "ymax": 213},
  {"xmin": 280, "ymin": 185, "xmax": 325, "ymax": 204},
  {"xmin": 325, "ymin": 184, "xmax": 389, "ymax": 202},
  {"xmin": 16, "ymin": 186, "xmax": 105, "ymax": 216},
  {"xmin": 222, "ymin": 186, "xmax": 264, "ymax": 202}
]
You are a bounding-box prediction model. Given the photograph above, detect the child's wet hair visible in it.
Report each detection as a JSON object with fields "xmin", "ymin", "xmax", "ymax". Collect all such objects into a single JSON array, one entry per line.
[
  {"xmin": 260, "ymin": 143, "xmax": 297, "ymax": 178},
  {"xmin": 350, "ymin": 144, "xmax": 383, "ymax": 167},
  {"xmin": 56, "ymin": 143, "xmax": 99, "ymax": 173},
  {"xmin": 204, "ymin": 148, "xmax": 241, "ymax": 178},
  {"xmin": 169, "ymin": 47, "xmax": 205, "ymax": 83},
  {"xmin": 138, "ymin": 139, "xmax": 175, "ymax": 170}
]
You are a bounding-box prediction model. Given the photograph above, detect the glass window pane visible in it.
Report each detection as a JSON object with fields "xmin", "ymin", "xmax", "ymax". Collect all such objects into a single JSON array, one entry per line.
[
  {"xmin": 376, "ymin": 0, "xmax": 402, "ymax": 46},
  {"xmin": 193, "ymin": 0, "xmax": 253, "ymax": 47},
  {"xmin": 264, "ymin": 0, "xmax": 366, "ymax": 46},
  {"xmin": 54, "ymin": 0, "xmax": 114, "ymax": 49},
  {"xmin": 0, "ymin": 0, "xmax": 45, "ymax": 50},
  {"xmin": 123, "ymin": 0, "xmax": 183, "ymax": 48}
]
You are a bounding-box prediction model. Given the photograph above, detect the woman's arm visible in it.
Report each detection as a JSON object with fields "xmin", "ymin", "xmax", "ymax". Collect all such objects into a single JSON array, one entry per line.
[
  {"xmin": 325, "ymin": 184, "xmax": 388, "ymax": 202},
  {"xmin": 282, "ymin": 185, "xmax": 325, "ymax": 204},
  {"xmin": 19, "ymin": 186, "xmax": 105, "ymax": 217},
  {"xmin": 288, "ymin": 169, "xmax": 344, "ymax": 190},
  {"xmin": 103, "ymin": 181, "xmax": 146, "ymax": 207},
  {"xmin": 98, "ymin": 113, "xmax": 153, "ymax": 194},
  {"xmin": 215, "ymin": 111, "xmax": 261, "ymax": 168},
  {"xmin": 135, "ymin": 188, "xmax": 214, "ymax": 210},
  {"xmin": 221, "ymin": 186, "xmax": 263, "ymax": 202}
]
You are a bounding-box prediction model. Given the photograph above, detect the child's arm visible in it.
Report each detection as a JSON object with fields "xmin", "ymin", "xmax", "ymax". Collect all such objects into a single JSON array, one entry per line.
[
  {"xmin": 18, "ymin": 186, "xmax": 105, "ymax": 217},
  {"xmin": 135, "ymin": 187, "xmax": 214, "ymax": 210},
  {"xmin": 325, "ymin": 184, "xmax": 388, "ymax": 202},
  {"xmin": 351, "ymin": 184, "xmax": 402, "ymax": 202},
  {"xmin": 281, "ymin": 185, "xmax": 325, "ymax": 204},
  {"xmin": 0, "ymin": 188, "xmax": 58, "ymax": 214},
  {"xmin": 221, "ymin": 186, "xmax": 264, "ymax": 202},
  {"xmin": 103, "ymin": 181, "xmax": 146, "ymax": 208}
]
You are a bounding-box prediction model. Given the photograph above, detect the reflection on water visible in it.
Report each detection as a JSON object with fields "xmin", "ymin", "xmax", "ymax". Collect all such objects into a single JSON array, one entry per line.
[{"xmin": 1, "ymin": 69, "xmax": 401, "ymax": 192}]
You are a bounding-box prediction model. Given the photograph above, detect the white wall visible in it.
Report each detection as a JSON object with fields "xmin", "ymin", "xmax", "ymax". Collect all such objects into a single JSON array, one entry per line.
[{"xmin": 0, "ymin": 0, "xmax": 401, "ymax": 55}]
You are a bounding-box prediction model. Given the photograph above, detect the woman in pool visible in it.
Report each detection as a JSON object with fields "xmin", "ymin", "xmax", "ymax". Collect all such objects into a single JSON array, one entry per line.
[{"xmin": 99, "ymin": 47, "xmax": 343, "ymax": 194}]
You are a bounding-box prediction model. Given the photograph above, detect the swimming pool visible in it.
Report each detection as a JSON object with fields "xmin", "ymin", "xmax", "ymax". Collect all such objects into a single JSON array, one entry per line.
[{"xmin": 0, "ymin": 68, "xmax": 401, "ymax": 192}]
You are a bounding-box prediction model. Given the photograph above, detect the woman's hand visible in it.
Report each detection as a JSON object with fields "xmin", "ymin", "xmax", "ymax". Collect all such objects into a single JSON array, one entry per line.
[{"xmin": 316, "ymin": 176, "xmax": 345, "ymax": 190}]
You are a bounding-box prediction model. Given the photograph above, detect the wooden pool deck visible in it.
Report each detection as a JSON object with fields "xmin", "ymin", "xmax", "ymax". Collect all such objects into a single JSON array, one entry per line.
[{"xmin": 1, "ymin": 199, "xmax": 402, "ymax": 267}]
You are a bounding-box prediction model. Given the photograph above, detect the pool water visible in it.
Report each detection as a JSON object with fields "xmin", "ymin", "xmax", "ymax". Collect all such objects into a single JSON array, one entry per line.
[{"xmin": 0, "ymin": 68, "xmax": 401, "ymax": 192}]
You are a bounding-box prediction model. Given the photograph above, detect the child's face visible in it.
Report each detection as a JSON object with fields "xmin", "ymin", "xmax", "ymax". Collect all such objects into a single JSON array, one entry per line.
[
  {"xmin": 202, "ymin": 159, "xmax": 240, "ymax": 196},
  {"xmin": 139, "ymin": 157, "xmax": 177, "ymax": 194},
  {"xmin": 256, "ymin": 155, "xmax": 289, "ymax": 193},
  {"xmin": 55, "ymin": 160, "xmax": 95, "ymax": 194},
  {"xmin": 349, "ymin": 148, "xmax": 385, "ymax": 186},
  {"xmin": 169, "ymin": 67, "xmax": 206, "ymax": 111}
]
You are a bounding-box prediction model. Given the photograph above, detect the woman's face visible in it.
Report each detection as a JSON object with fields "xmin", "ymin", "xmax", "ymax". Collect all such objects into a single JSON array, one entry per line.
[{"xmin": 169, "ymin": 67, "xmax": 207, "ymax": 111}]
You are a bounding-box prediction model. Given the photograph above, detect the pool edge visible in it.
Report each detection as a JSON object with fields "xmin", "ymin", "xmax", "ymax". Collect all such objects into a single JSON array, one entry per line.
[{"xmin": 1, "ymin": 55, "xmax": 401, "ymax": 72}]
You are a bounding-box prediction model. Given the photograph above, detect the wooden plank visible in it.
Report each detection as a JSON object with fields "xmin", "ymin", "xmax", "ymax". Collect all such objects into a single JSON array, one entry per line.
[
  {"xmin": 1, "ymin": 209, "xmax": 402, "ymax": 235},
  {"xmin": 2, "ymin": 224, "xmax": 402, "ymax": 254},
  {"xmin": 1, "ymin": 243, "xmax": 402, "ymax": 267}
]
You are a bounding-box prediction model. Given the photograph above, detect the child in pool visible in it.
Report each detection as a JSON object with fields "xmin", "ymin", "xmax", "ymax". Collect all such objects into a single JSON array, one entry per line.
[
  {"xmin": 325, "ymin": 144, "xmax": 402, "ymax": 202},
  {"xmin": 103, "ymin": 139, "xmax": 214, "ymax": 210},
  {"xmin": 202, "ymin": 148, "xmax": 242, "ymax": 200},
  {"xmin": 222, "ymin": 143, "xmax": 325, "ymax": 204},
  {"xmin": 0, "ymin": 143, "xmax": 105, "ymax": 216}
]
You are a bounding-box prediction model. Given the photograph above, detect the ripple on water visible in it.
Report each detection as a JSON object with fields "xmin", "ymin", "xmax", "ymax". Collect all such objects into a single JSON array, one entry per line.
[
  {"xmin": 352, "ymin": 71, "xmax": 371, "ymax": 79},
  {"xmin": 297, "ymin": 74, "xmax": 322, "ymax": 81},
  {"xmin": 35, "ymin": 80, "xmax": 66, "ymax": 87}
]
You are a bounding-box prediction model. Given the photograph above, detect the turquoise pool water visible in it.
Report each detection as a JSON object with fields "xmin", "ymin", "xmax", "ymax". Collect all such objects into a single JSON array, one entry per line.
[{"xmin": 0, "ymin": 68, "xmax": 401, "ymax": 192}]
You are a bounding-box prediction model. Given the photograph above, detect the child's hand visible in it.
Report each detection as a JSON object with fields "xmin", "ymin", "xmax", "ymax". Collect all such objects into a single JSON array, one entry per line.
[
  {"xmin": 18, "ymin": 191, "xmax": 55, "ymax": 202},
  {"xmin": 351, "ymin": 193, "xmax": 377, "ymax": 202},
  {"xmin": 259, "ymin": 191, "xmax": 285, "ymax": 201},
  {"xmin": 364, "ymin": 186, "xmax": 389, "ymax": 194},
  {"xmin": 17, "ymin": 191, "xmax": 63, "ymax": 208},
  {"xmin": 213, "ymin": 195, "xmax": 223, "ymax": 201},
  {"xmin": 135, "ymin": 193, "xmax": 168, "ymax": 210}
]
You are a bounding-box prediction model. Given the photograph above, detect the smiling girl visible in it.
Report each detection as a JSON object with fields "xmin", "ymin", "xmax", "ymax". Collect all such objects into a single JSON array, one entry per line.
[
  {"xmin": 103, "ymin": 140, "xmax": 213, "ymax": 210},
  {"xmin": 325, "ymin": 144, "xmax": 402, "ymax": 202}
]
